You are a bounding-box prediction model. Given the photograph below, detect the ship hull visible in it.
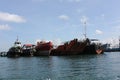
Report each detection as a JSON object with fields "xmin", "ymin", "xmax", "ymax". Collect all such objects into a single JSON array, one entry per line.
[
  {"xmin": 50, "ymin": 38, "xmax": 104, "ymax": 56},
  {"xmin": 34, "ymin": 50, "xmax": 50, "ymax": 56},
  {"xmin": 21, "ymin": 49, "xmax": 34, "ymax": 57},
  {"xmin": 7, "ymin": 52, "xmax": 21, "ymax": 57},
  {"xmin": 50, "ymin": 50, "xmax": 81, "ymax": 56},
  {"xmin": 82, "ymin": 44, "xmax": 103, "ymax": 54},
  {"xmin": 21, "ymin": 44, "xmax": 36, "ymax": 57},
  {"xmin": 7, "ymin": 47, "xmax": 22, "ymax": 57},
  {"xmin": 35, "ymin": 41, "xmax": 53, "ymax": 56}
]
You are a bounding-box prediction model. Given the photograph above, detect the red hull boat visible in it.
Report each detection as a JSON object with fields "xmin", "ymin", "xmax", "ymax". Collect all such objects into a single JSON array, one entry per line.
[
  {"xmin": 35, "ymin": 41, "xmax": 53, "ymax": 56},
  {"xmin": 50, "ymin": 38, "xmax": 103, "ymax": 56}
]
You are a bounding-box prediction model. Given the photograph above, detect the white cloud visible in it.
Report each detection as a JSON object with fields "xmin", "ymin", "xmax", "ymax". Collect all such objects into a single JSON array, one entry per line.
[
  {"xmin": 58, "ymin": 15, "xmax": 69, "ymax": 21},
  {"xmin": 95, "ymin": 30, "xmax": 103, "ymax": 34},
  {"xmin": 0, "ymin": 24, "xmax": 11, "ymax": 30},
  {"xmin": 0, "ymin": 12, "xmax": 26, "ymax": 23}
]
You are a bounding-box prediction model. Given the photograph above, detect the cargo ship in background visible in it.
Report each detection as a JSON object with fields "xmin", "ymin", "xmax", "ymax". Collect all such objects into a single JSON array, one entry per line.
[
  {"xmin": 34, "ymin": 41, "xmax": 53, "ymax": 56},
  {"xmin": 103, "ymin": 37, "xmax": 120, "ymax": 52}
]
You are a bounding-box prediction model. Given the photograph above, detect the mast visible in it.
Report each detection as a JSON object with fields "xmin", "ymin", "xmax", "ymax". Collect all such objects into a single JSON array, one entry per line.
[
  {"xmin": 119, "ymin": 36, "xmax": 120, "ymax": 48},
  {"xmin": 14, "ymin": 36, "xmax": 20, "ymax": 44},
  {"xmin": 14, "ymin": 36, "xmax": 21, "ymax": 47},
  {"xmin": 16, "ymin": 36, "xmax": 18, "ymax": 42},
  {"xmin": 83, "ymin": 21, "xmax": 87, "ymax": 39},
  {"xmin": 81, "ymin": 16, "xmax": 87, "ymax": 39}
]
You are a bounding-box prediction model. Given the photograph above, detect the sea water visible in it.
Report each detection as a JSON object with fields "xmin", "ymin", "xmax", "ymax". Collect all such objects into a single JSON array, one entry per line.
[{"xmin": 0, "ymin": 52, "xmax": 120, "ymax": 80}]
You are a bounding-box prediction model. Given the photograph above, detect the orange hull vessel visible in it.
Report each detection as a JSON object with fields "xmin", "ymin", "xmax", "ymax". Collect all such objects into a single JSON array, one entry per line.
[
  {"xmin": 35, "ymin": 41, "xmax": 53, "ymax": 56},
  {"xmin": 50, "ymin": 38, "xmax": 103, "ymax": 56}
]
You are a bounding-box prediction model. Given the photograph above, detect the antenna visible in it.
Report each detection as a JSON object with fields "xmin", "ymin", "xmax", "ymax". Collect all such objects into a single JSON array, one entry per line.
[{"xmin": 16, "ymin": 36, "xmax": 19, "ymax": 42}]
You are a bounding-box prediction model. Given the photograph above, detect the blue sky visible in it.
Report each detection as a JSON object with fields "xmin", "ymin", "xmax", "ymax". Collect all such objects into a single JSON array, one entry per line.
[{"xmin": 0, "ymin": 0, "xmax": 120, "ymax": 51}]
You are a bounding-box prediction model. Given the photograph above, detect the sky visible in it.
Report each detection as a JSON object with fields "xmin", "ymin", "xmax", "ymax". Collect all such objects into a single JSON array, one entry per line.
[{"xmin": 0, "ymin": 0, "xmax": 120, "ymax": 51}]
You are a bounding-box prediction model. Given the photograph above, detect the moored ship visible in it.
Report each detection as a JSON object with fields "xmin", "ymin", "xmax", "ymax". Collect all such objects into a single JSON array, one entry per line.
[
  {"xmin": 34, "ymin": 41, "xmax": 53, "ymax": 56},
  {"xmin": 7, "ymin": 38, "xmax": 22, "ymax": 57},
  {"xmin": 50, "ymin": 38, "xmax": 88, "ymax": 55},
  {"xmin": 50, "ymin": 38, "xmax": 103, "ymax": 56},
  {"xmin": 82, "ymin": 39, "xmax": 103, "ymax": 54},
  {"xmin": 103, "ymin": 37, "xmax": 120, "ymax": 52},
  {"xmin": 21, "ymin": 44, "xmax": 36, "ymax": 56}
]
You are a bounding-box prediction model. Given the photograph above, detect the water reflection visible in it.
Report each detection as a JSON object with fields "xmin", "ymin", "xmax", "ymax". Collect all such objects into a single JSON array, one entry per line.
[{"xmin": 0, "ymin": 52, "xmax": 120, "ymax": 80}]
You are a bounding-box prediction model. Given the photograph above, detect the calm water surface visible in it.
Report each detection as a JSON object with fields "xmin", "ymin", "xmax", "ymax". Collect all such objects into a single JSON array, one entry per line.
[{"xmin": 0, "ymin": 52, "xmax": 120, "ymax": 80}]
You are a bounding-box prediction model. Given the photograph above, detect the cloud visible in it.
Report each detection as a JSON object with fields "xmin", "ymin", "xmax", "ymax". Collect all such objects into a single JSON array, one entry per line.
[
  {"xmin": 95, "ymin": 30, "xmax": 103, "ymax": 34},
  {"xmin": 0, "ymin": 12, "xmax": 26, "ymax": 23},
  {"xmin": 58, "ymin": 15, "xmax": 69, "ymax": 21},
  {"xmin": 0, "ymin": 24, "xmax": 11, "ymax": 30}
]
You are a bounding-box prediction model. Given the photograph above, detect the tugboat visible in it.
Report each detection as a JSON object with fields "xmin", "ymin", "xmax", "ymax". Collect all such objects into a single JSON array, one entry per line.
[
  {"xmin": 35, "ymin": 41, "xmax": 53, "ymax": 56},
  {"xmin": 21, "ymin": 44, "xmax": 36, "ymax": 57},
  {"xmin": 7, "ymin": 37, "xmax": 22, "ymax": 57}
]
